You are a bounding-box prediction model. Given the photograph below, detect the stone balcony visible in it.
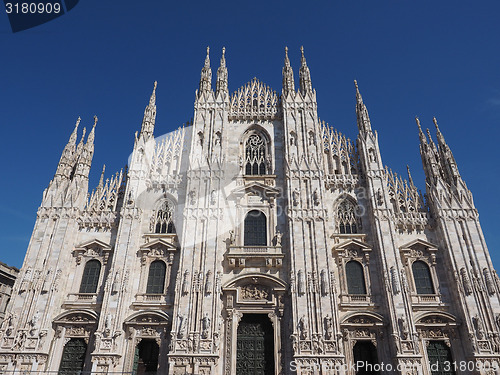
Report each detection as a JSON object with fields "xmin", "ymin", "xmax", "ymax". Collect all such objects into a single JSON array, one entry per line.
[
  {"xmin": 339, "ymin": 294, "xmax": 376, "ymax": 308},
  {"xmin": 131, "ymin": 293, "xmax": 173, "ymax": 309},
  {"xmin": 226, "ymin": 246, "xmax": 284, "ymax": 268},
  {"xmin": 411, "ymin": 293, "xmax": 444, "ymax": 307},
  {"xmin": 63, "ymin": 293, "xmax": 100, "ymax": 309}
]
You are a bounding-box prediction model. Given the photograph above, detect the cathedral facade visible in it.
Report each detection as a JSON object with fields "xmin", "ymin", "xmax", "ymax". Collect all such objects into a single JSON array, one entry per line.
[{"xmin": 1, "ymin": 46, "xmax": 500, "ymax": 374}]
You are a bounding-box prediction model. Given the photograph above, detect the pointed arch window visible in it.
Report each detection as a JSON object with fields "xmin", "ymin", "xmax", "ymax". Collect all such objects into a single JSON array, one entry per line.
[
  {"xmin": 146, "ymin": 260, "xmax": 166, "ymax": 294},
  {"xmin": 79, "ymin": 260, "xmax": 101, "ymax": 294},
  {"xmin": 244, "ymin": 210, "xmax": 267, "ymax": 246},
  {"xmin": 152, "ymin": 201, "xmax": 175, "ymax": 234},
  {"xmin": 244, "ymin": 133, "xmax": 268, "ymax": 175},
  {"xmin": 336, "ymin": 199, "xmax": 360, "ymax": 234},
  {"xmin": 412, "ymin": 260, "xmax": 434, "ymax": 294},
  {"xmin": 345, "ymin": 260, "xmax": 366, "ymax": 294}
]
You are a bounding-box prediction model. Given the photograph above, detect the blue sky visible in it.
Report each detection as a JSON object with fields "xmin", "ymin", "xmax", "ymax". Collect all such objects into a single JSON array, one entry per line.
[{"xmin": 0, "ymin": 1, "xmax": 499, "ymax": 269}]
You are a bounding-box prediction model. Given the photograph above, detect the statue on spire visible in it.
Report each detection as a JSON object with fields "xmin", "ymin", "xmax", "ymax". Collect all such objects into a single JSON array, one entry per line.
[
  {"xmin": 216, "ymin": 47, "xmax": 228, "ymax": 97},
  {"xmin": 299, "ymin": 46, "xmax": 312, "ymax": 95},
  {"xmin": 282, "ymin": 46, "xmax": 295, "ymax": 96}
]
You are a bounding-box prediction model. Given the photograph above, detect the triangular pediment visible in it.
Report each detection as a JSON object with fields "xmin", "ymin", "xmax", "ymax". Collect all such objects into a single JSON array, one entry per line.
[
  {"xmin": 400, "ymin": 238, "xmax": 438, "ymax": 252},
  {"xmin": 232, "ymin": 180, "xmax": 280, "ymax": 198},
  {"xmin": 75, "ymin": 239, "xmax": 111, "ymax": 251},
  {"xmin": 334, "ymin": 239, "xmax": 371, "ymax": 251},
  {"xmin": 140, "ymin": 238, "xmax": 178, "ymax": 251}
]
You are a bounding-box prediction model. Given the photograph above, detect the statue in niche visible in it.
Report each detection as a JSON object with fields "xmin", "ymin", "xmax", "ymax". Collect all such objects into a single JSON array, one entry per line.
[
  {"xmin": 177, "ymin": 314, "xmax": 187, "ymax": 339},
  {"xmin": 229, "ymin": 230, "xmax": 235, "ymax": 245},
  {"xmin": 201, "ymin": 314, "xmax": 210, "ymax": 339},
  {"xmin": 313, "ymin": 189, "xmax": 320, "ymax": 206},
  {"xmin": 292, "ymin": 188, "xmax": 299, "ymax": 206},
  {"xmin": 324, "ymin": 315, "xmax": 333, "ymax": 339},
  {"xmin": 299, "ymin": 316, "xmax": 308, "ymax": 340},
  {"xmin": 274, "ymin": 230, "xmax": 283, "ymax": 246}
]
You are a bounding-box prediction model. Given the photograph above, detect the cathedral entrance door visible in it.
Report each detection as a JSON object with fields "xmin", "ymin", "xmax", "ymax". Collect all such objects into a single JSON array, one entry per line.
[
  {"xmin": 352, "ymin": 341, "xmax": 379, "ymax": 374},
  {"xmin": 236, "ymin": 314, "xmax": 274, "ymax": 375},
  {"xmin": 58, "ymin": 338, "xmax": 87, "ymax": 374},
  {"xmin": 427, "ymin": 341, "xmax": 455, "ymax": 375},
  {"xmin": 132, "ymin": 339, "xmax": 160, "ymax": 374}
]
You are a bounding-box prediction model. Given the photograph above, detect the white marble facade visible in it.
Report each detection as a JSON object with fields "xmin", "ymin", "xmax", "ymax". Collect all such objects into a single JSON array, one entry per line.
[{"xmin": 1, "ymin": 46, "xmax": 500, "ymax": 374}]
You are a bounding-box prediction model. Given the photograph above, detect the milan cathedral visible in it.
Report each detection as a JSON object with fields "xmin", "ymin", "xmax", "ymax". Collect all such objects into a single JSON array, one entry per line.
[{"xmin": 1, "ymin": 46, "xmax": 499, "ymax": 374}]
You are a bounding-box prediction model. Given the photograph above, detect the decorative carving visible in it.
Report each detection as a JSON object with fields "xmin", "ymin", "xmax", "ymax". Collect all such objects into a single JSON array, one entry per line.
[
  {"xmin": 297, "ymin": 270, "xmax": 305, "ymax": 296},
  {"xmin": 274, "ymin": 230, "xmax": 283, "ymax": 246},
  {"xmin": 177, "ymin": 315, "xmax": 187, "ymax": 339},
  {"xmin": 324, "ymin": 315, "xmax": 333, "ymax": 340},
  {"xmin": 391, "ymin": 266, "xmax": 400, "ymax": 294},
  {"xmin": 320, "ymin": 270, "xmax": 328, "ymax": 296},
  {"xmin": 299, "ymin": 316, "xmax": 308, "ymax": 340},
  {"xmin": 461, "ymin": 268, "xmax": 473, "ymax": 295},
  {"xmin": 201, "ymin": 314, "xmax": 210, "ymax": 339},
  {"xmin": 240, "ymin": 284, "xmax": 270, "ymax": 300},
  {"xmin": 484, "ymin": 268, "xmax": 496, "ymax": 295},
  {"xmin": 182, "ymin": 270, "xmax": 190, "ymax": 294},
  {"xmin": 205, "ymin": 270, "xmax": 213, "ymax": 295},
  {"xmin": 292, "ymin": 189, "xmax": 299, "ymax": 206},
  {"xmin": 398, "ymin": 317, "xmax": 409, "ymax": 340}
]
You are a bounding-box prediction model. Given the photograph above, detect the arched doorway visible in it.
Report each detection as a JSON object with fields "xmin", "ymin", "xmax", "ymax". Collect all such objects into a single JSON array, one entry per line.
[
  {"xmin": 58, "ymin": 338, "xmax": 87, "ymax": 374},
  {"xmin": 427, "ymin": 341, "xmax": 455, "ymax": 375},
  {"xmin": 236, "ymin": 314, "xmax": 274, "ymax": 375},
  {"xmin": 133, "ymin": 339, "xmax": 160, "ymax": 374},
  {"xmin": 352, "ymin": 341, "xmax": 379, "ymax": 375}
]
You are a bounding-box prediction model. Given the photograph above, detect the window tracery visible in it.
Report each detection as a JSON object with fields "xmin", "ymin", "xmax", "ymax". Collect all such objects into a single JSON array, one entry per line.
[
  {"xmin": 79, "ymin": 260, "xmax": 101, "ymax": 294},
  {"xmin": 336, "ymin": 198, "xmax": 361, "ymax": 234},
  {"xmin": 151, "ymin": 201, "xmax": 175, "ymax": 234},
  {"xmin": 244, "ymin": 134, "xmax": 268, "ymax": 175}
]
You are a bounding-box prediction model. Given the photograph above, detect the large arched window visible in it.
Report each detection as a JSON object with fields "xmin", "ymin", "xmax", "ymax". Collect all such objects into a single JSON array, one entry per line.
[
  {"xmin": 244, "ymin": 133, "xmax": 268, "ymax": 175},
  {"xmin": 146, "ymin": 260, "xmax": 166, "ymax": 294},
  {"xmin": 58, "ymin": 338, "xmax": 87, "ymax": 373},
  {"xmin": 152, "ymin": 201, "xmax": 175, "ymax": 234},
  {"xmin": 244, "ymin": 210, "xmax": 267, "ymax": 246},
  {"xmin": 336, "ymin": 199, "xmax": 360, "ymax": 234},
  {"xmin": 412, "ymin": 260, "xmax": 434, "ymax": 294},
  {"xmin": 353, "ymin": 341, "xmax": 379, "ymax": 374},
  {"xmin": 345, "ymin": 260, "xmax": 366, "ymax": 294},
  {"xmin": 79, "ymin": 260, "xmax": 101, "ymax": 294}
]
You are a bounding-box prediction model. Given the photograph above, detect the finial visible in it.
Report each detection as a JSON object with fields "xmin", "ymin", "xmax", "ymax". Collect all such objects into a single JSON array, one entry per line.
[
  {"xmin": 426, "ymin": 128, "xmax": 432, "ymax": 140},
  {"xmin": 415, "ymin": 116, "xmax": 422, "ymax": 131},
  {"xmin": 93, "ymin": 115, "xmax": 98, "ymax": 127},
  {"xmin": 220, "ymin": 47, "xmax": 226, "ymax": 67},
  {"xmin": 433, "ymin": 116, "xmax": 439, "ymax": 130},
  {"xmin": 76, "ymin": 116, "xmax": 81, "ymax": 127},
  {"xmin": 98, "ymin": 164, "xmax": 106, "ymax": 187},
  {"xmin": 300, "ymin": 46, "xmax": 304, "ymax": 57},
  {"xmin": 300, "ymin": 46, "xmax": 307, "ymax": 65},
  {"xmin": 204, "ymin": 46, "xmax": 210, "ymax": 67},
  {"xmin": 154, "ymin": 81, "xmax": 157, "ymax": 90},
  {"xmin": 354, "ymin": 80, "xmax": 358, "ymax": 89}
]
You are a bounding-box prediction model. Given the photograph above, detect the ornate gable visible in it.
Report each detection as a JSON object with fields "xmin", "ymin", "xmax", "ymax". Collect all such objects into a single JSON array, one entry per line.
[{"xmin": 229, "ymin": 78, "xmax": 281, "ymax": 120}]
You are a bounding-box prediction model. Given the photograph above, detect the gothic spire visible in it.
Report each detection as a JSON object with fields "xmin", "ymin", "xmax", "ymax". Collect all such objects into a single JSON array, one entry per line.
[
  {"xmin": 140, "ymin": 81, "xmax": 157, "ymax": 140},
  {"xmin": 98, "ymin": 164, "xmax": 106, "ymax": 189},
  {"xmin": 198, "ymin": 46, "xmax": 212, "ymax": 97},
  {"xmin": 85, "ymin": 116, "xmax": 97, "ymax": 151},
  {"xmin": 282, "ymin": 47, "xmax": 295, "ymax": 96},
  {"xmin": 76, "ymin": 127, "xmax": 86, "ymax": 156},
  {"xmin": 354, "ymin": 80, "xmax": 372, "ymax": 134},
  {"xmin": 299, "ymin": 46, "xmax": 312, "ymax": 95},
  {"xmin": 216, "ymin": 47, "xmax": 228, "ymax": 97},
  {"xmin": 416, "ymin": 117, "xmax": 426, "ymax": 145},
  {"xmin": 55, "ymin": 117, "xmax": 81, "ymax": 178},
  {"xmin": 433, "ymin": 117, "xmax": 460, "ymax": 181}
]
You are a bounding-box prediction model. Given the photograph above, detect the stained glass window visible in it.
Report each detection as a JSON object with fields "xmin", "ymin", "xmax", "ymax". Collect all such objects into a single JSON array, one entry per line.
[
  {"xmin": 427, "ymin": 341, "xmax": 455, "ymax": 375},
  {"xmin": 152, "ymin": 201, "xmax": 175, "ymax": 234},
  {"xmin": 337, "ymin": 199, "xmax": 359, "ymax": 234},
  {"xmin": 58, "ymin": 338, "xmax": 87, "ymax": 374}
]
